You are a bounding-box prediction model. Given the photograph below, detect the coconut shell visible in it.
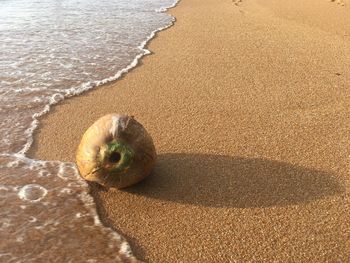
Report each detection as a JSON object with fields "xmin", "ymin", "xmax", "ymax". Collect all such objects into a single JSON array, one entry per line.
[{"xmin": 76, "ymin": 114, "xmax": 156, "ymax": 188}]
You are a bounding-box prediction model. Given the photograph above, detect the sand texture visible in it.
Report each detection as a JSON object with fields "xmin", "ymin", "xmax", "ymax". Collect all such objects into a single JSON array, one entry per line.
[{"xmin": 30, "ymin": 0, "xmax": 350, "ymax": 262}]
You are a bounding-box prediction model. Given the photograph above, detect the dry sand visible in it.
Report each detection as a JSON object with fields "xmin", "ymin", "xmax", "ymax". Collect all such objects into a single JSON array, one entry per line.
[{"xmin": 29, "ymin": 0, "xmax": 350, "ymax": 261}]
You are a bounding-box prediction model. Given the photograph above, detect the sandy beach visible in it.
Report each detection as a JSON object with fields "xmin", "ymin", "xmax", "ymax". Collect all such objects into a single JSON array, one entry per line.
[{"xmin": 29, "ymin": 0, "xmax": 350, "ymax": 262}]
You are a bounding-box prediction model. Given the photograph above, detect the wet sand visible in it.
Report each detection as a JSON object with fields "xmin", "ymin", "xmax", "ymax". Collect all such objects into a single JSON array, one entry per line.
[{"xmin": 29, "ymin": 0, "xmax": 350, "ymax": 262}]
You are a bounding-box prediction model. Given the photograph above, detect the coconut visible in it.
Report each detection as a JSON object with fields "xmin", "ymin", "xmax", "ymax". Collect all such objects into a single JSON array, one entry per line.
[{"xmin": 76, "ymin": 114, "xmax": 156, "ymax": 188}]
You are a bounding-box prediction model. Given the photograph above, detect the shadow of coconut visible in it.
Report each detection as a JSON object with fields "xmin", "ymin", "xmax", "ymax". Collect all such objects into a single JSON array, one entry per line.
[{"xmin": 124, "ymin": 153, "xmax": 343, "ymax": 208}]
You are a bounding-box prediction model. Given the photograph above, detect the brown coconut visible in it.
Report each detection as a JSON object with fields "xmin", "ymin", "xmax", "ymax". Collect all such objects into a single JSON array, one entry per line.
[{"xmin": 76, "ymin": 114, "xmax": 156, "ymax": 188}]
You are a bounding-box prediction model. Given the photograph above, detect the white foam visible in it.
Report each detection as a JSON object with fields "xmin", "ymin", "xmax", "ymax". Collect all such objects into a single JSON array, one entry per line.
[
  {"xmin": 57, "ymin": 162, "xmax": 80, "ymax": 181},
  {"xmin": 6, "ymin": 160, "xmax": 19, "ymax": 168},
  {"xmin": 38, "ymin": 170, "xmax": 51, "ymax": 177},
  {"xmin": 60, "ymin": 187, "xmax": 73, "ymax": 195},
  {"xmin": 119, "ymin": 241, "xmax": 133, "ymax": 257},
  {"xmin": 0, "ymin": 219, "xmax": 11, "ymax": 229},
  {"xmin": 75, "ymin": 213, "xmax": 82, "ymax": 218},
  {"xmin": 28, "ymin": 216, "xmax": 37, "ymax": 223},
  {"xmin": 18, "ymin": 184, "xmax": 48, "ymax": 202},
  {"xmin": 16, "ymin": 236, "xmax": 24, "ymax": 243}
]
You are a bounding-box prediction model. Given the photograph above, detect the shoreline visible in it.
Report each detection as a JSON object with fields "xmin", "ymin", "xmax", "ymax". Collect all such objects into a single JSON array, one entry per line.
[
  {"xmin": 29, "ymin": 0, "xmax": 350, "ymax": 262},
  {"xmin": 22, "ymin": 0, "xmax": 180, "ymax": 157}
]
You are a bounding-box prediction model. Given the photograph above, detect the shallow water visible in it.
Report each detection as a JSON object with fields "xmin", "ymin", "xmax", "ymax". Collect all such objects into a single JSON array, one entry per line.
[{"xmin": 0, "ymin": 0, "xmax": 177, "ymax": 261}]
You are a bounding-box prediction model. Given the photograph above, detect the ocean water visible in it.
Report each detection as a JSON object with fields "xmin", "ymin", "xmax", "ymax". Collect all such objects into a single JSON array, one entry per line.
[{"xmin": 0, "ymin": 0, "xmax": 178, "ymax": 261}]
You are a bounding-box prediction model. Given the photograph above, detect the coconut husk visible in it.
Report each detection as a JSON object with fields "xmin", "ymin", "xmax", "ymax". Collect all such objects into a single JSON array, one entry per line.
[{"xmin": 76, "ymin": 114, "xmax": 156, "ymax": 188}]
